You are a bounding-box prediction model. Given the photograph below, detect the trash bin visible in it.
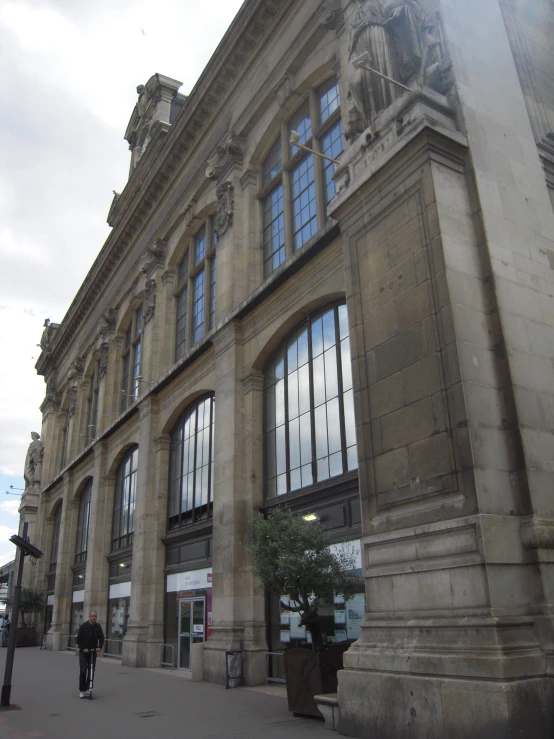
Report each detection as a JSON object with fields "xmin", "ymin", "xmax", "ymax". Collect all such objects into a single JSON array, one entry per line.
[{"xmin": 225, "ymin": 650, "xmax": 243, "ymax": 689}]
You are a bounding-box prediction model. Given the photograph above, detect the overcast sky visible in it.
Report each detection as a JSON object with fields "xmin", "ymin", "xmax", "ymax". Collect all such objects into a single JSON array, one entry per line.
[{"xmin": 0, "ymin": 0, "xmax": 245, "ymax": 565}]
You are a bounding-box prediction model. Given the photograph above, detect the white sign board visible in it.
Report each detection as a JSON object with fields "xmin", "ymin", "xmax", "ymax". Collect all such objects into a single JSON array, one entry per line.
[{"xmin": 166, "ymin": 567, "xmax": 212, "ymax": 593}]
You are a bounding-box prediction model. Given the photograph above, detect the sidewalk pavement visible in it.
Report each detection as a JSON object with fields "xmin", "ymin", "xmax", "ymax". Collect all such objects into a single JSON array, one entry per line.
[{"xmin": 0, "ymin": 647, "xmax": 334, "ymax": 739}]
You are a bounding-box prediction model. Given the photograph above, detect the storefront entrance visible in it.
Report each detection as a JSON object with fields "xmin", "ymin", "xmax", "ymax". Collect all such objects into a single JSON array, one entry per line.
[{"xmin": 178, "ymin": 596, "xmax": 205, "ymax": 669}]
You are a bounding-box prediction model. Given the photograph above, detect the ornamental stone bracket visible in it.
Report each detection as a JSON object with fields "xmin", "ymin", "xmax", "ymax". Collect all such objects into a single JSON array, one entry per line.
[
  {"xmin": 144, "ymin": 278, "xmax": 157, "ymax": 324},
  {"xmin": 521, "ymin": 516, "xmax": 554, "ymax": 551},
  {"xmin": 67, "ymin": 357, "xmax": 85, "ymax": 384},
  {"xmin": 205, "ymin": 129, "xmax": 244, "ymax": 181},
  {"xmin": 320, "ymin": 0, "xmax": 342, "ymax": 31},
  {"xmin": 67, "ymin": 385, "xmax": 78, "ymax": 418},
  {"xmin": 97, "ymin": 307, "xmax": 117, "ymax": 339},
  {"xmin": 141, "ymin": 238, "xmax": 168, "ymax": 277},
  {"xmin": 214, "ymin": 181, "xmax": 234, "ymax": 238}
]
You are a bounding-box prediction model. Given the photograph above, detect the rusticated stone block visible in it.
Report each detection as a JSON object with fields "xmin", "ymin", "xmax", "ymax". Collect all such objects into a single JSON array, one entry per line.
[
  {"xmin": 374, "ymin": 447, "xmax": 410, "ymax": 493},
  {"xmin": 408, "ymin": 432, "xmax": 452, "ymax": 481},
  {"xmin": 374, "ymin": 322, "xmax": 426, "ymax": 380},
  {"xmin": 402, "ymin": 354, "xmax": 441, "ymax": 405},
  {"xmin": 381, "ymin": 398, "xmax": 434, "ymax": 450},
  {"xmin": 369, "ymin": 372, "xmax": 403, "ymax": 418}
]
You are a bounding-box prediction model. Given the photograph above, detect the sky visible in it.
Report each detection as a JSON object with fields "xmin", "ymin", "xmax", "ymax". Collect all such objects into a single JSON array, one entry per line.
[{"xmin": 0, "ymin": 0, "xmax": 245, "ymax": 566}]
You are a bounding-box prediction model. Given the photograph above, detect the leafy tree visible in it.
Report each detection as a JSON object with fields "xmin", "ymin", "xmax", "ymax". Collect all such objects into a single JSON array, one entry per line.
[
  {"xmin": 19, "ymin": 588, "xmax": 44, "ymax": 627},
  {"xmin": 246, "ymin": 508, "xmax": 362, "ymax": 650}
]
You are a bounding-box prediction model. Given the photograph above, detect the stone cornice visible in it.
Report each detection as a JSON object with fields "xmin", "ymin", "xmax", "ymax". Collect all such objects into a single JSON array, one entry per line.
[{"xmin": 35, "ymin": 0, "xmax": 297, "ymax": 378}]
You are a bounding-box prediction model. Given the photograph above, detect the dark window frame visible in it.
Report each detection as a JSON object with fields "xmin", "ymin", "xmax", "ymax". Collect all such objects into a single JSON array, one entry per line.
[
  {"xmin": 260, "ymin": 76, "xmax": 343, "ymax": 278},
  {"xmin": 86, "ymin": 361, "xmax": 100, "ymax": 443},
  {"xmin": 174, "ymin": 217, "xmax": 217, "ymax": 361},
  {"xmin": 121, "ymin": 305, "xmax": 143, "ymax": 412},
  {"xmin": 75, "ymin": 480, "xmax": 92, "ymax": 565},
  {"xmin": 168, "ymin": 395, "xmax": 215, "ymax": 531},
  {"xmin": 111, "ymin": 447, "xmax": 138, "ymax": 551},
  {"xmin": 264, "ymin": 301, "xmax": 357, "ymax": 500}
]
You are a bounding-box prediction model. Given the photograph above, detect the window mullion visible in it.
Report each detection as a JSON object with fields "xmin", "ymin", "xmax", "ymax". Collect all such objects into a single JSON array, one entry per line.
[
  {"xmin": 191, "ymin": 407, "xmax": 199, "ymax": 524},
  {"xmin": 334, "ymin": 305, "xmax": 348, "ymax": 474},
  {"xmin": 281, "ymin": 124, "xmax": 294, "ymax": 261},
  {"xmin": 307, "ymin": 319, "xmax": 317, "ymax": 484},
  {"xmin": 310, "ymin": 91, "xmax": 326, "ymax": 231},
  {"xmin": 284, "ymin": 352, "xmax": 291, "ymax": 494},
  {"xmin": 207, "ymin": 398, "xmax": 214, "ymax": 513}
]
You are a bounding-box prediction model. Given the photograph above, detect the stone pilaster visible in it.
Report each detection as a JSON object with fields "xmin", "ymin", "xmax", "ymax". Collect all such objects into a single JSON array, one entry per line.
[
  {"xmin": 203, "ymin": 320, "xmax": 253, "ymax": 684},
  {"xmin": 84, "ymin": 442, "xmax": 110, "ymax": 627},
  {"xmin": 329, "ymin": 61, "xmax": 554, "ymax": 738},
  {"xmin": 49, "ymin": 474, "xmax": 76, "ymax": 651},
  {"xmin": 122, "ymin": 396, "xmax": 165, "ymax": 668}
]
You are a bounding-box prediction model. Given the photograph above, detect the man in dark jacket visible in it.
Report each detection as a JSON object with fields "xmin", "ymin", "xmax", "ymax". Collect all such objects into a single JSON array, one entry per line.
[{"xmin": 76, "ymin": 611, "xmax": 104, "ymax": 698}]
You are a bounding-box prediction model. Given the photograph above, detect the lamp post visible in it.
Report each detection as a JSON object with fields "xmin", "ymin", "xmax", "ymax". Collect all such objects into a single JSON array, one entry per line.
[{"xmin": 1, "ymin": 523, "xmax": 43, "ymax": 708}]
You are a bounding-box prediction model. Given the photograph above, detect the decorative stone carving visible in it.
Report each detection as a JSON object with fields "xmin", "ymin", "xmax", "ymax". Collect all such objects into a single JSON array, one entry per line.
[
  {"xmin": 141, "ymin": 238, "xmax": 168, "ymax": 275},
  {"xmin": 39, "ymin": 319, "xmax": 59, "ymax": 353},
  {"xmin": 205, "ymin": 130, "xmax": 244, "ymax": 180},
  {"xmin": 274, "ymin": 73, "xmax": 295, "ymax": 107},
  {"xmin": 68, "ymin": 357, "xmax": 84, "ymax": 383},
  {"xmin": 321, "ymin": 0, "xmax": 342, "ymax": 30},
  {"xmin": 346, "ymin": 2, "xmax": 452, "ymax": 140},
  {"xmin": 144, "ymin": 279, "xmax": 157, "ymax": 324},
  {"xmin": 521, "ymin": 516, "xmax": 554, "ymax": 550},
  {"xmin": 24, "ymin": 432, "xmax": 44, "ymax": 490},
  {"xmin": 97, "ymin": 308, "xmax": 117, "ymax": 338},
  {"xmin": 99, "ymin": 341, "xmax": 109, "ymax": 379},
  {"xmin": 67, "ymin": 385, "xmax": 78, "ymax": 418},
  {"xmin": 214, "ymin": 181, "xmax": 234, "ymax": 237}
]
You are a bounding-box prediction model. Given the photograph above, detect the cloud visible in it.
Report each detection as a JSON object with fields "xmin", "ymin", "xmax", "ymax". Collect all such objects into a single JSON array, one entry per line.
[
  {"xmin": 0, "ymin": 527, "xmax": 16, "ymax": 568},
  {"xmin": 0, "ymin": 500, "xmax": 20, "ymax": 517}
]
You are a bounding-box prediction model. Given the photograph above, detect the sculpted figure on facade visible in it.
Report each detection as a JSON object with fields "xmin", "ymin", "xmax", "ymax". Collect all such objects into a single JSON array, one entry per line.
[
  {"xmin": 24, "ymin": 432, "xmax": 44, "ymax": 490},
  {"xmin": 214, "ymin": 181, "xmax": 234, "ymax": 237},
  {"xmin": 347, "ymin": 0, "xmax": 447, "ymax": 138}
]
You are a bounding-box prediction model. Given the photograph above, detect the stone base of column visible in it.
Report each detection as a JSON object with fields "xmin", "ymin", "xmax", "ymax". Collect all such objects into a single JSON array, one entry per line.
[
  {"xmin": 338, "ymin": 670, "xmax": 554, "ymax": 739},
  {"xmin": 49, "ymin": 624, "xmax": 70, "ymax": 652},
  {"xmin": 203, "ymin": 626, "xmax": 244, "ymax": 685}
]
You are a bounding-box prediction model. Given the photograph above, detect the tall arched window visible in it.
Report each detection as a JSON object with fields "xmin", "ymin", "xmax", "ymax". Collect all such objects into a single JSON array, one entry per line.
[
  {"xmin": 265, "ymin": 303, "xmax": 357, "ymax": 498},
  {"xmin": 168, "ymin": 395, "xmax": 214, "ymax": 529},
  {"xmin": 112, "ymin": 447, "xmax": 138, "ymax": 551},
  {"xmin": 75, "ymin": 480, "xmax": 92, "ymax": 564}
]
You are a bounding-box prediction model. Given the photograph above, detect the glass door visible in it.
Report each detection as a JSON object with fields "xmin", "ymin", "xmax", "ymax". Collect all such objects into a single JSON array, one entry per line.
[{"xmin": 178, "ymin": 597, "xmax": 205, "ymax": 669}]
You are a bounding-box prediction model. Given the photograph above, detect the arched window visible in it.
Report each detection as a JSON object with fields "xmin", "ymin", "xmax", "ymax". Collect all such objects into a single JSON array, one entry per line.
[
  {"xmin": 75, "ymin": 480, "xmax": 92, "ymax": 564},
  {"xmin": 265, "ymin": 303, "xmax": 356, "ymax": 498},
  {"xmin": 112, "ymin": 447, "xmax": 138, "ymax": 551},
  {"xmin": 168, "ymin": 395, "xmax": 214, "ymax": 529}
]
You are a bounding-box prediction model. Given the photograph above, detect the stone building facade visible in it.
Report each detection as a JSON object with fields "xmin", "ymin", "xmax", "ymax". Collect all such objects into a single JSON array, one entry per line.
[{"xmin": 22, "ymin": 0, "xmax": 554, "ymax": 736}]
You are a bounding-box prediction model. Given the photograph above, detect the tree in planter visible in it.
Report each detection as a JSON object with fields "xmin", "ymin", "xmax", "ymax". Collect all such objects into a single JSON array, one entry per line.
[
  {"xmin": 247, "ymin": 507, "xmax": 362, "ymax": 650},
  {"xmin": 18, "ymin": 588, "xmax": 44, "ymax": 628}
]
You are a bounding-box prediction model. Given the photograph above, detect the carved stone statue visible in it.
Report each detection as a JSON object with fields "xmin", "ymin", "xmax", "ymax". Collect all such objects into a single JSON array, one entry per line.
[
  {"xmin": 347, "ymin": 0, "xmax": 424, "ymax": 135},
  {"xmin": 24, "ymin": 432, "xmax": 44, "ymax": 490}
]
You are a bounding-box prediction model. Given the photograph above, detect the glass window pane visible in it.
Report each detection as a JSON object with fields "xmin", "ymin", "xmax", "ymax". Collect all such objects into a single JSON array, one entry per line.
[
  {"xmin": 194, "ymin": 226, "xmax": 206, "ymax": 266},
  {"xmin": 178, "ymin": 251, "xmax": 189, "ymax": 284},
  {"xmin": 311, "ymin": 316, "xmax": 323, "ymax": 358},
  {"xmin": 299, "ymin": 412, "xmax": 312, "ymax": 468},
  {"xmin": 275, "ymin": 378, "xmax": 285, "ymax": 427},
  {"xmin": 135, "ymin": 305, "xmax": 143, "ymax": 336},
  {"xmin": 327, "ymin": 397, "xmax": 342, "ymax": 455},
  {"xmin": 276, "ymin": 425, "xmax": 286, "ymax": 476},
  {"xmin": 313, "ymin": 354, "xmax": 325, "ymax": 408},
  {"xmin": 329, "ymin": 451, "xmax": 343, "ymax": 478},
  {"xmin": 267, "ymin": 429, "xmax": 276, "ymax": 479},
  {"xmin": 291, "ymin": 155, "xmax": 317, "ymax": 250},
  {"xmin": 192, "ymin": 269, "xmax": 205, "ymax": 343},
  {"xmin": 343, "ymin": 388, "xmax": 356, "ymax": 453},
  {"xmin": 315, "ymin": 404, "xmax": 329, "ymax": 462},
  {"xmin": 341, "ymin": 338, "xmax": 352, "ymax": 392},
  {"xmin": 298, "ymin": 364, "xmax": 311, "ymax": 416},
  {"xmin": 318, "ymin": 77, "xmax": 340, "ymax": 124},
  {"xmin": 321, "ymin": 120, "xmax": 343, "ymax": 206},
  {"xmin": 288, "ymin": 100, "xmax": 312, "ymax": 156},
  {"xmin": 289, "ymin": 417, "xmax": 300, "ymax": 473},
  {"xmin": 263, "ymin": 184, "xmax": 285, "ymax": 277},
  {"xmin": 297, "ymin": 328, "xmax": 309, "ymax": 368},
  {"xmin": 290, "ymin": 468, "xmax": 301, "ymax": 492},
  {"xmin": 288, "ymin": 370, "xmax": 299, "ymax": 421},
  {"xmin": 323, "ymin": 309, "xmax": 336, "ymax": 351},
  {"xmin": 263, "ymin": 137, "xmax": 282, "ymax": 188},
  {"xmin": 209, "ymin": 256, "xmax": 216, "ymax": 330},
  {"xmin": 324, "ymin": 348, "xmax": 339, "ymax": 401}
]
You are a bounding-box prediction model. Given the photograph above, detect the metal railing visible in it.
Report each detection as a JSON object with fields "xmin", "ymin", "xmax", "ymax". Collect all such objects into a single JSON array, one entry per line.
[
  {"xmin": 160, "ymin": 643, "xmax": 176, "ymax": 668},
  {"xmin": 103, "ymin": 639, "xmax": 123, "ymax": 658},
  {"xmin": 265, "ymin": 651, "xmax": 286, "ymax": 685}
]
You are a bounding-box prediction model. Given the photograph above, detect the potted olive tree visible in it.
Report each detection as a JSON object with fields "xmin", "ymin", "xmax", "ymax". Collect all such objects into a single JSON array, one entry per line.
[{"xmin": 247, "ymin": 508, "xmax": 362, "ymax": 717}]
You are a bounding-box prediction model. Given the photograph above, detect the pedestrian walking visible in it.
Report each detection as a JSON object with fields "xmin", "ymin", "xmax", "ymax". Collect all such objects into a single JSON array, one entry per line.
[{"xmin": 76, "ymin": 610, "xmax": 104, "ymax": 698}]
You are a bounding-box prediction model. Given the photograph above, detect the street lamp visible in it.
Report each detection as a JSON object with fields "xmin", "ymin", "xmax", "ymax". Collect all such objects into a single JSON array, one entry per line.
[{"xmin": 1, "ymin": 523, "xmax": 43, "ymax": 708}]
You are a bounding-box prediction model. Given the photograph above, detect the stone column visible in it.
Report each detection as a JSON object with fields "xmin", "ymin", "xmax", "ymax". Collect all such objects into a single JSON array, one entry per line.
[
  {"xmin": 203, "ymin": 321, "xmax": 255, "ymax": 684},
  {"xmin": 49, "ymin": 473, "xmax": 77, "ymax": 651},
  {"xmin": 84, "ymin": 442, "xmax": 110, "ymax": 627},
  {"xmin": 328, "ymin": 57, "xmax": 554, "ymax": 734},
  {"xmin": 122, "ymin": 396, "xmax": 166, "ymax": 668}
]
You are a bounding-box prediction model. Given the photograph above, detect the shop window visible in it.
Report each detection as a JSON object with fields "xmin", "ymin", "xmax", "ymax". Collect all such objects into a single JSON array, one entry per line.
[
  {"xmin": 175, "ymin": 217, "xmax": 217, "ymax": 361},
  {"xmin": 168, "ymin": 396, "xmax": 214, "ymax": 530},
  {"xmin": 107, "ymin": 596, "xmax": 130, "ymax": 656},
  {"xmin": 121, "ymin": 304, "xmax": 143, "ymax": 412},
  {"xmin": 265, "ymin": 303, "xmax": 357, "ymax": 498},
  {"xmin": 261, "ymin": 76, "xmax": 343, "ymax": 277},
  {"xmin": 111, "ymin": 447, "xmax": 138, "ymax": 551},
  {"xmin": 75, "ymin": 480, "xmax": 92, "ymax": 565}
]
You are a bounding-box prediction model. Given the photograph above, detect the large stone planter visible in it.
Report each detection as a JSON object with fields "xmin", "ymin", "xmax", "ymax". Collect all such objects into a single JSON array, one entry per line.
[
  {"xmin": 283, "ymin": 642, "xmax": 351, "ymax": 718},
  {"xmin": 16, "ymin": 626, "xmax": 38, "ymax": 647}
]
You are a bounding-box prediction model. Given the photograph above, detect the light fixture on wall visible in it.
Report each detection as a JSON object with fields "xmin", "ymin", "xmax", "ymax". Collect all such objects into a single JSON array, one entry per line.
[
  {"xmin": 302, "ymin": 512, "xmax": 321, "ymax": 522},
  {"xmin": 289, "ymin": 130, "xmax": 341, "ymax": 165},
  {"xmin": 119, "ymin": 563, "xmax": 126, "ymax": 568},
  {"xmin": 78, "ymin": 574, "xmax": 84, "ymax": 579},
  {"xmin": 351, "ymin": 52, "xmax": 411, "ymax": 93}
]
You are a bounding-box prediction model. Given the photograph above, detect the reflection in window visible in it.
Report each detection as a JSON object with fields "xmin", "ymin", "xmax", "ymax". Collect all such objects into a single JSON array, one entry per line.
[
  {"xmin": 121, "ymin": 305, "xmax": 143, "ymax": 411},
  {"xmin": 75, "ymin": 480, "xmax": 92, "ymax": 564},
  {"xmin": 265, "ymin": 304, "xmax": 356, "ymax": 497},
  {"xmin": 112, "ymin": 447, "xmax": 138, "ymax": 551},
  {"xmin": 168, "ymin": 396, "xmax": 214, "ymax": 530}
]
